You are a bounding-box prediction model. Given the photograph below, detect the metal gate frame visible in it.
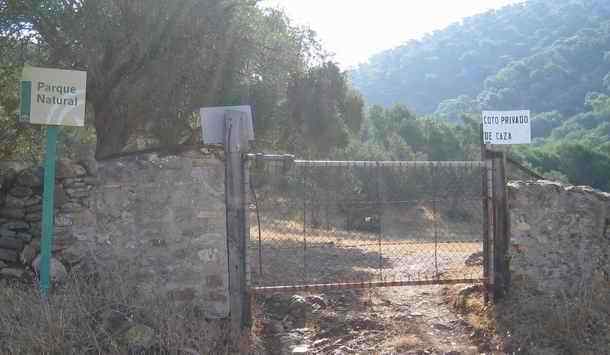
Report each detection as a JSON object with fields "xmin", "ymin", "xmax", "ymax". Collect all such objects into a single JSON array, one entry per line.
[{"xmin": 243, "ymin": 152, "xmax": 509, "ymax": 301}]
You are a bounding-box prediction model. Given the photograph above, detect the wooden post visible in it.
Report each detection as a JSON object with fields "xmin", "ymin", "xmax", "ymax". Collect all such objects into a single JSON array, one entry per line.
[
  {"xmin": 492, "ymin": 150, "xmax": 510, "ymax": 300},
  {"xmin": 224, "ymin": 111, "xmax": 250, "ymax": 352}
]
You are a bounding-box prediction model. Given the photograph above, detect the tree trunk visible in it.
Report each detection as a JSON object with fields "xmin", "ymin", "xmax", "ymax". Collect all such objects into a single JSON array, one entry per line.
[{"xmin": 94, "ymin": 104, "xmax": 129, "ymax": 160}]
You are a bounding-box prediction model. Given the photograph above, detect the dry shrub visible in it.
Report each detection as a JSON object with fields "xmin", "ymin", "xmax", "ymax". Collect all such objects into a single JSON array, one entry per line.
[
  {"xmin": 495, "ymin": 272, "xmax": 610, "ymax": 355},
  {"xmin": 0, "ymin": 259, "xmax": 229, "ymax": 354}
]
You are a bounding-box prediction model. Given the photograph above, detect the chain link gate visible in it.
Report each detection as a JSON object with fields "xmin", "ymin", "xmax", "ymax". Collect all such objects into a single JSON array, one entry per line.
[{"xmin": 246, "ymin": 155, "xmax": 492, "ymax": 294}]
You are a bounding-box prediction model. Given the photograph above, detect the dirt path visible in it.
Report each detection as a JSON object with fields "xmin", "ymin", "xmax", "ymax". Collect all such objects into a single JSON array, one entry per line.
[{"xmin": 254, "ymin": 283, "xmax": 499, "ymax": 354}]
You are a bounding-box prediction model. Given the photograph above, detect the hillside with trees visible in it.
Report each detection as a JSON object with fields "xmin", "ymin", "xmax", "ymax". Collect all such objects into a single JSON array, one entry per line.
[{"xmin": 351, "ymin": 0, "xmax": 610, "ymax": 191}]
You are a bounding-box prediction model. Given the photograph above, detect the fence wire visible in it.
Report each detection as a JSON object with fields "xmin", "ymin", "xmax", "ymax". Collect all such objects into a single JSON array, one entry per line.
[{"xmin": 247, "ymin": 159, "xmax": 487, "ymax": 289}]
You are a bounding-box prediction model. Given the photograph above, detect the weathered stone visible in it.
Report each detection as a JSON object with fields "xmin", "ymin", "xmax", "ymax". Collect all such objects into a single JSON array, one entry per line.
[
  {"xmin": 0, "ymin": 268, "xmax": 25, "ymax": 279},
  {"xmin": 279, "ymin": 332, "xmax": 306, "ymax": 354},
  {"xmin": 16, "ymin": 169, "xmax": 41, "ymax": 187},
  {"xmin": 0, "ymin": 237, "xmax": 25, "ymax": 250},
  {"xmin": 57, "ymin": 246, "xmax": 82, "ymax": 265},
  {"xmin": 25, "ymin": 213, "xmax": 42, "ymax": 222},
  {"xmin": 305, "ymin": 295, "xmax": 327, "ymax": 309},
  {"xmin": 8, "ymin": 186, "xmax": 32, "ymax": 198},
  {"xmin": 25, "ymin": 204, "xmax": 42, "ymax": 214},
  {"xmin": 55, "ymin": 213, "xmax": 73, "ymax": 227},
  {"xmin": 291, "ymin": 344, "xmax": 310, "ymax": 354},
  {"xmin": 465, "ymin": 251, "xmax": 483, "ymax": 266},
  {"xmin": 5, "ymin": 195, "xmax": 25, "ymax": 208},
  {"xmin": 62, "ymin": 178, "xmax": 84, "ymax": 186},
  {"xmin": 0, "ymin": 168, "xmax": 17, "ymax": 188},
  {"xmin": 72, "ymin": 209, "xmax": 95, "ymax": 226},
  {"xmin": 0, "ymin": 249, "xmax": 18, "ymax": 262},
  {"xmin": 23, "ymin": 195, "xmax": 42, "ymax": 207},
  {"xmin": 33, "ymin": 255, "xmax": 68, "ymax": 284},
  {"xmin": 0, "ymin": 208, "xmax": 24, "ymax": 220},
  {"xmin": 56, "ymin": 159, "xmax": 87, "ymax": 179},
  {"xmin": 122, "ymin": 324, "xmax": 156, "ymax": 353},
  {"xmin": 65, "ymin": 182, "xmax": 88, "ymax": 191},
  {"xmin": 60, "ymin": 202, "xmax": 83, "ymax": 213},
  {"xmin": 2, "ymin": 221, "xmax": 29, "ymax": 231},
  {"xmin": 72, "ymin": 144, "xmax": 98, "ymax": 176},
  {"xmin": 54, "ymin": 184, "xmax": 67, "ymax": 206},
  {"xmin": 508, "ymin": 180, "xmax": 609, "ymax": 298},
  {"xmin": 0, "ymin": 227, "xmax": 16, "ymax": 238},
  {"xmin": 65, "ymin": 187, "xmax": 90, "ymax": 199},
  {"xmin": 82, "ymin": 176, "xmax": 100, "ymax": 186},
  {"xmin": 16, "ymin": 233, "xmax": 32, "ymax": 242},
  {"xmin": 20, "ymin": 244, "xmax": 37, "ymax": 265},
  {"xmin": 53, "ymin": 232, "xmax": 77, "ymax": 251}
]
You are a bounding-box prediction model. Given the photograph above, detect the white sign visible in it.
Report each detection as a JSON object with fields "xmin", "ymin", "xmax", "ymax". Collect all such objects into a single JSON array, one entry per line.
[
  {"xmin": 20, "ymin": 66, "xmax": 87, "ymax": 127},
  {"xmin": 200, "ymin": 105, "xmax": 254, "ymax": 144},
  {"xmin": 482, "ymin": 110, "xmax": 531, "ymax": 145}
]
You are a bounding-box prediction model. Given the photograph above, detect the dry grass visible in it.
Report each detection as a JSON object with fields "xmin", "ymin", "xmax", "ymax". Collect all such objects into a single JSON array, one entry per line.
[
  {"xmin": 249, "ymin": 222, "xmax": 483, "ymax": 287},
  {"xmin": 449, "ymin": 272, "xmax": 610, "ymax": 355},
  {"xmin": 0, "ymin": 260, "xmax": 229, "ymax": 355}
]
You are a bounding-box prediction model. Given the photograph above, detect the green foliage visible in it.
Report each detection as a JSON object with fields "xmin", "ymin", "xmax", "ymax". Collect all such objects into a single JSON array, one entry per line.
[
  {"xmin": 1, "ymin": 1, "xmax": 363, "ymax": 159},
  {"xmin": 342, "ymin": 105, "xmax": 480, "ymax": 162},
  {"xmin": 282, "ymin": 62, "xmax": 363, "ymax": 158},
  {"xmin": 0, "ymin": 64, "xmax": 44, "ymax": 162},
  {"xmin": 352, "ymin": 0, "xmax": 610, "ymax": 116}
]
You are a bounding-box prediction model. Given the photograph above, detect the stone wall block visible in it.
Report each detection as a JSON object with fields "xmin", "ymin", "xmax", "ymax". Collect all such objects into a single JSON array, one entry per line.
[
  {"xmin": 0, "ymin": 208, "xmax": 25, "ymax": 220},
  {"xmin": 5, "ymin": 195, "xmax": 25, "ymax": 208},
  {"xmin": 9, "ymin": 186, "xmax": 32, "ymax": 199},
  {"xmin": 56, "ymin": 159, "xmax": 87, "ymax": 179},
  {"xmin": 508, "ymin": 180, "xmax": 609, "ymax": 298},
  {"xmin": 0, "ymin": 237, "xmax": 25, "ymax": 250},
  {"xmin": 25, "ymin": 204, "xmax": 42, "ymax": 214},
  {"xmin": 1, "ymin": 221, "xmax": 29, "ymax": 232},
  {"xmin": 16, "ymin": 169, "xmax": 42, "ymax": 188},
  {"xmin": 24, "ymin": 213, "xmax": 42, "ymax": 223},
  {"xmin": 24, "ymin": 195, "xmax": 42, "ymax": 207},
  {"xmin": 0, "ymin": 249, "xmax": 19, "ymax": 262}
]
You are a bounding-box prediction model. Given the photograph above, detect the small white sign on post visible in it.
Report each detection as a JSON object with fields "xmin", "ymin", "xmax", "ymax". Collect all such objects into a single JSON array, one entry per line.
[
  {"xmin": 482, "ymin": 110, "xmax": 531, "ymax": 145},
  {"xmin": 200, "ymin": 105, "xmax": 254, "ymax": 145},
  {"xmin": 21, "ymin": 66, "xmax": 87, "ymax": 127}
]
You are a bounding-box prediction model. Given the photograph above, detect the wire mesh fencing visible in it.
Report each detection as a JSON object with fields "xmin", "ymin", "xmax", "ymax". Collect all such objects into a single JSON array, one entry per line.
[{"xmin": 247, "ymin": 158, "xmax": 488, "ymax": 290}]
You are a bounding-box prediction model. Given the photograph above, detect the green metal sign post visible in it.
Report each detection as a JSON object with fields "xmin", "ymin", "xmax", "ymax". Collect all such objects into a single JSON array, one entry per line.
[
  {"xmin": 39, "ymin": 126, "xmax": 58, "ymax": 297},
  {"xmin": 20, "ymin": 66, "xmax": 87, "ymax": 298}
]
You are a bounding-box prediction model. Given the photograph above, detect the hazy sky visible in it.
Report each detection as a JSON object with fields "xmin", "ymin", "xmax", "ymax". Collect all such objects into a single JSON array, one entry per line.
[{"xmin": 260, "ymin": 0, "xmax": 523, "ymax": 68}]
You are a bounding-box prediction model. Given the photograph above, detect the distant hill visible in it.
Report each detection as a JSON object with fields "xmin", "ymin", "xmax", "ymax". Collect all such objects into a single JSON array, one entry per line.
[
  {"xmin": 351, "ymin": 0, "xmax": 610, "ymax": 118},
  {"xmin": 350, "ymin": 0, "xmax": 610, "ymax": 191}
]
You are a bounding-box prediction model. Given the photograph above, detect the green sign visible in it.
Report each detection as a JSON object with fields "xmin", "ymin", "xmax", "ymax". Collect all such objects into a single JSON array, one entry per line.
[{"xmin": 19, "ymin": 66, "xmax": 87, "ymax": 297}]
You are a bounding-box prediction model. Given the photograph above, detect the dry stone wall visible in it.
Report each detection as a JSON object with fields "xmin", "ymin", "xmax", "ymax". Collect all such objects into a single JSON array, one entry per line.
[
  {"xmin": 94, "ymin": 148, "xmax": 229, "ymax": 318},
  {"xmin": 508, "ymin": 180, "xmax": 609, "ymax": 297},
  {"xmin": 0, "ymin": 158, "xmax": 95, "ymax": 281},
  {"xmin": 0, "ymin": 147, "xmax": 230, "ymax": 319}
]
